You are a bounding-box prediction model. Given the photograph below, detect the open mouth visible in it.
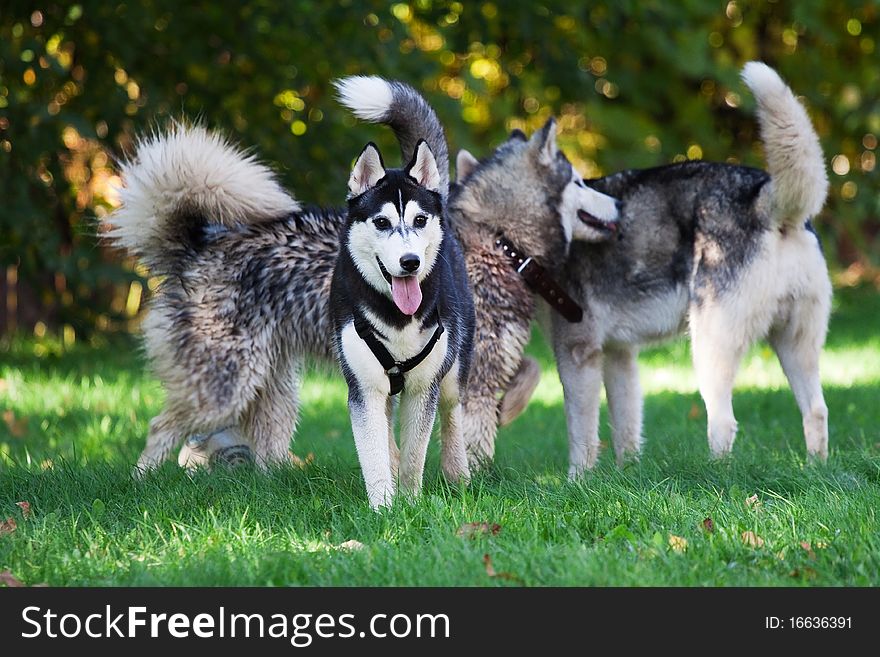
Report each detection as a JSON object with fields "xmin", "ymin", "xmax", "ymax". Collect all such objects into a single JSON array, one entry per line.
[
  {"xmin": 577, "ymin": 209, "xmax": 618, "ymax": 235},
  {"xmin": 376, "ymin": 257, "xmax": 393, "ymax": 285},
  {"xmin": 376, "ymin": 257, "xmax": 422, "ymax": 316}
]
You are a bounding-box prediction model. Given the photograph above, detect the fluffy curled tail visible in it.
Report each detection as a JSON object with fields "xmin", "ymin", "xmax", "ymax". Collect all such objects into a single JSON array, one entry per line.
[
  {"xmin": 106, "ymin": 123, "xmax": 298, "ymax": 271},
  {"xmin": 741, "ymin": 62, "xmax": 828, "ymax": 228},
  {"xmin": 334, "ymin": 76, "xmax": 450, "ymax": 196}
]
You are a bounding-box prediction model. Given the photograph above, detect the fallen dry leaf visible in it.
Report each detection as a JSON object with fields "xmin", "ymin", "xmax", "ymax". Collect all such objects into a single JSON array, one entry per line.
[
  {"xmin": 789, "ymin": 567, "xmax": 818, "ymax": 580},
  {"xmin": 701, "ymin": 517, "xmax": 715, "ymax": 533},
  {"xmin": 16, "ymin": 501, "xmax": 31, "ymax": 519},
  {"xmin": 0, "ymin": 379, "xmax": 7, "ymax": 393},
  {"xmin": 0, "ymin": 517, "xmax": 16, "ymax": 536},
  {"xmin": 0, "ymin": 570, "xmax": 24, "ymax": 587},
  {"xmin": 289, "ymin": 451, "xmax": 315, "ymax": 469},
  {"xmin": 2, "ymin": 409, "xmax": 27, "ymax": 437},
  {"xmin": 336, "ymin": 539, "xmax": 365, "ymax": 551},
  {"xmin": 483, "ymin": 553, "xmax": 497, "ymax": 577},
  {"xmin": 687, "ymin": 403, "xmax": 702, "ymax": 420},
  {"xmin": 745, "ymin": 494, "xmax": 761, "ymax": 509},
  {"xmin": 668, "ymin": 534, "xmax": 688, "ymax": 553},
  {"xmin": 741, "ymin": 530, "xmax": 764, "ymax": 548},
  {"xmin": 0, "ymin": 570, "xmax": 46, "ymax": 587},
  {"xmin": 800, "ymin": 541, "xmax": 816, "ymax": 560},
  {"xmin": 482, "ymin": 554, "xmax": 522, "ymax": 583},
  {"xmin": 456, "ymin": 522, "xmax": 501, "ymax": 539}
]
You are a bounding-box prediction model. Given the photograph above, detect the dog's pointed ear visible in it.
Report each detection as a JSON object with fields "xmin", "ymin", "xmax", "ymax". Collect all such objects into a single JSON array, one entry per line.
[
  {"xmin": 455, "ymin": 149, "xmax": 480, "ymax": 183},
  {"xmin": 531, "ymin": 118, "xmax": 558, "ymax": 166},
  {"xmin": 507, "ymin": 129, "xmax": 527, "ymax": 142},
  {"xmin": 348, "ymin": 142, "xmax": 385, "ymax": 197},
  {"xmin": 406, "ymin": 139, "xmax": 441, "ymax": 192}
]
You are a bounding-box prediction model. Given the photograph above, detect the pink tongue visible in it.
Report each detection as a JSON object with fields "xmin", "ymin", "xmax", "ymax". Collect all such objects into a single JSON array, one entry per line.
[{"xmin": 391, "ymin": 276, "xmax": 422, "ymax": 316}]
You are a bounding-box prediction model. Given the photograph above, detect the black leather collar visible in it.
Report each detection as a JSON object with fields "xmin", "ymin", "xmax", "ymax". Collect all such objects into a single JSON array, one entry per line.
[
  {"xmin": 495, "ymin": 236, "xmax": 583, "ymax": 323},
  {"xmin": 353, "ymin": 308, "xmax": 445, "ymax": 395}
]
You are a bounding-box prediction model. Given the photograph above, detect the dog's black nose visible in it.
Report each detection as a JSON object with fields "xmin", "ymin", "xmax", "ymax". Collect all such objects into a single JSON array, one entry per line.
[{"xmin": 399, "ymin": 254, "xmax": 420, "ymax": 273}]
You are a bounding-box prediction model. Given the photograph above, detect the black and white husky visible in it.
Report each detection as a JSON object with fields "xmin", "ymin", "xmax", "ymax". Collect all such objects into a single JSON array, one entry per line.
[{"xmin": 330, "ymin": 138, "xmax": 474, "ymax": 509}]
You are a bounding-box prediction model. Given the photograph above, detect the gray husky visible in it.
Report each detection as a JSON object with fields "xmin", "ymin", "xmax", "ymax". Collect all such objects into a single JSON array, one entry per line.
[
  {"xmin": 107, "ymin": 82, "xmax": 474, "ymax": 507},
  {"xmin": 460, "ymin": 62, "xmax": 832, "ymax": 473},
  {"xmin": 108, "ymin": 123, "xmax": 340, "ymax": 472}
]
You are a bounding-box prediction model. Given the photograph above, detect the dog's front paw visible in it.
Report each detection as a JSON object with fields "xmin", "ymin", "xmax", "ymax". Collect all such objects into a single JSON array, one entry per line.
[{"xmin": 366, "ymin": 480, "xmax": 396, "ymax": 511}]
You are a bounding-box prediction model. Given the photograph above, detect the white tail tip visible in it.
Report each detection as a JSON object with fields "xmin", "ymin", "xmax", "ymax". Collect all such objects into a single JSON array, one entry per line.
[
  {"xmin": 740, "ymin": 61, "xmax": 828, "ymax": 226},
  {"xmin": 740, "ymin": 61, "xmax": 785, "ymax": 96},
  {"xmin": 334, "ymin": 75, "xmax": 394, "ymax": 122}
]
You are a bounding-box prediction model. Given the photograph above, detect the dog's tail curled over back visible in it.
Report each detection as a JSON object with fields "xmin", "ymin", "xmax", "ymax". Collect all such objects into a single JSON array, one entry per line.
[
  {"xmin": 334, "ymin": 76, "xmax": 450, "ymax": 197},
  {"xmin": 106, "ymin": 122, "xmax": 298, "ymax": 272},
  {"xmin": 741, "ymin": 62, "xmax": 828, "ymax": 229}
]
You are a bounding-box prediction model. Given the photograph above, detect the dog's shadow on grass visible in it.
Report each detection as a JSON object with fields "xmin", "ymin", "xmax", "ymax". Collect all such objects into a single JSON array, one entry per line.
[{"xmin": 491, "ymin": 381, "xmax": 880, "ymax": 498}]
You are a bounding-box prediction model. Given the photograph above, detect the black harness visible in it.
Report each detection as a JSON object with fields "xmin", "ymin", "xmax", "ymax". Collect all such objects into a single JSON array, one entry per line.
[
  {"xmin": 353, "ymin": 308, "xmax": 445, "ymax": 395},
  {"xmin": 495, "ymin": 235, "xmax": 584, "ymax": 323}
]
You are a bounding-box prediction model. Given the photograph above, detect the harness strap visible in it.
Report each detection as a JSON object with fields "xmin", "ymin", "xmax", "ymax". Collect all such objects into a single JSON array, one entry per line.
[{"xmin": 353, "ymin": 308, "xmax": 445, "ymax": 395}]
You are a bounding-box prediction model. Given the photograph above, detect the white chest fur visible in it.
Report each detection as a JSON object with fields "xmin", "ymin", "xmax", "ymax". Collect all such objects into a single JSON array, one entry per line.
[{"xmin": 339, "ymin": 310, "xmax": 449, "ymax": 395}]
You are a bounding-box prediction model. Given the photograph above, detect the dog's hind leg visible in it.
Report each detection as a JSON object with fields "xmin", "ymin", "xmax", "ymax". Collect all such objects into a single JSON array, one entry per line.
[
  {"xmin": 690, "ymin": 305, "xmax": 748, "ymax": 458},
  {"xmin": 462, "ymin": 318, "xmax": 532, "ymax": 468},
  {"xmin": 557, "ymin": 341, "xmax": 604, "ymax": 478},
  {"xmin": 439, "ymin": 362, "xmax": 470, "ymax": 484},
  {"xmin": 244, "ymin": 362, "xmax": 301, "ymax": 467},
  {"xmin": 136, "ymin": 407, "xmax": 187, "ymax": 473},
  {"xmin": 398, "ymin": 384, "xmax": 441, "ymax": 499},
  {"xmin": 462, "ymin": 395, "xmax": 501, "ymax": 467},
  {"xmin": 769, "ymin": 296, "xmax": 830, "ymax": 461},
  {"xmin": 603, "ymin": 346, "xmax": 643, "ymax": 465}
]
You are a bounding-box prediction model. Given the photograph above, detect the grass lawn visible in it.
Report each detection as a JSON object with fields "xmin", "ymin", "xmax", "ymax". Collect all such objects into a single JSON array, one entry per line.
[{"xmin": 1, "ymin": 285, "xmax": 878, "ymax": 586}]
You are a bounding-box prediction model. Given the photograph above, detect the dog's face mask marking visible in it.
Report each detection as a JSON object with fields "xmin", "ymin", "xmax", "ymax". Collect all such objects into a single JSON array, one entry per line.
[
  {"xmin": 534, "ymin": 120, "xmax": 620, "ymax": 246},
  {"xmin": 347, "ymin": 141, "xmax": 444, "ymax": 316},
  {"xmin": 450, "ymin": 118, "xmax": 620, "ymax": 264},
  {"xmin": 560, "ymin": 171, "xmax": 620, "ymax": 243}
]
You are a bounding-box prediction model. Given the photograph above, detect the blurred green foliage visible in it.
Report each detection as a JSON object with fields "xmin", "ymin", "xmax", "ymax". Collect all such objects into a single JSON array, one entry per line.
[{"xmin": 1, "ymin": 0, "xmax": 878, "ymax": 335}]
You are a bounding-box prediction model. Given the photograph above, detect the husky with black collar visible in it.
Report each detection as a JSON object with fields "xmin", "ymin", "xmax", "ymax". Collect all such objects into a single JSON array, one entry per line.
[
  {"xmin": 331, "ymin": 139, "xmax": 474, "ymax": 509},
  {"xmin": 473, "ymin": 62, "xmax": 833, "ymax": 473}
]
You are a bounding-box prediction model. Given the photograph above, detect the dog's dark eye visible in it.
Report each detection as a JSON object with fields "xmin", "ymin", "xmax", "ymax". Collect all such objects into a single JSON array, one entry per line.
[
  {"xmin": 373, "ymin": 216, "xmax": 391, "ymax": 230},
  {"xmin": 413, "ymin": 214, "xmax": 428, "ymax": 229}
]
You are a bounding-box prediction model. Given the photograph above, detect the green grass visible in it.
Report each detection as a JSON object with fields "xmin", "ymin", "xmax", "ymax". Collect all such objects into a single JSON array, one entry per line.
[{"xmin": 1, "ymin": 285, "xmax": 879, "ymax": 586}]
